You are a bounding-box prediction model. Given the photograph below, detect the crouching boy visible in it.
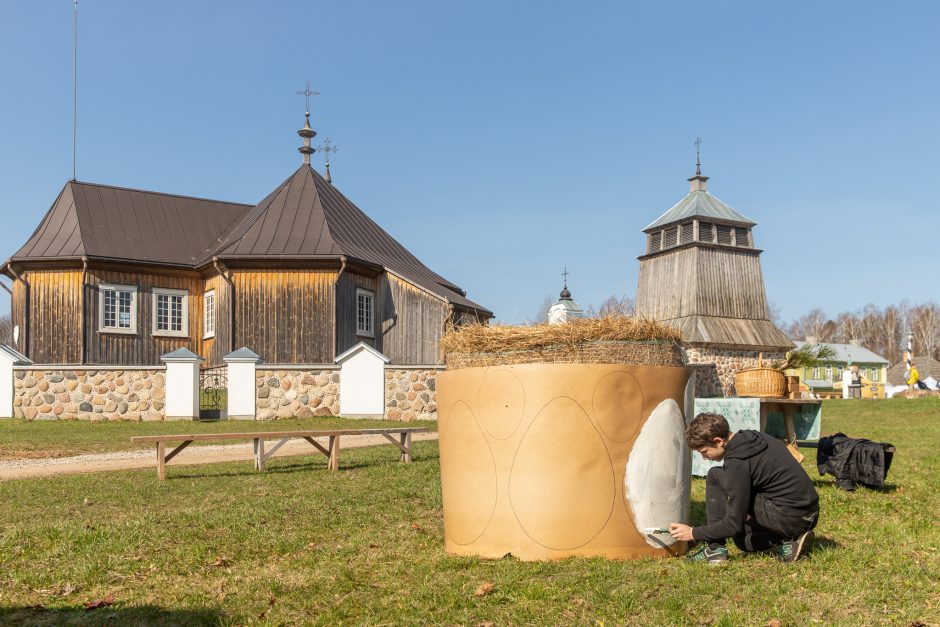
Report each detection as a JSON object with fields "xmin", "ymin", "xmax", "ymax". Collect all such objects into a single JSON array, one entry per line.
[{"xmin": 669, "ymin": 413, "xmax": 819, "ymax": 563}]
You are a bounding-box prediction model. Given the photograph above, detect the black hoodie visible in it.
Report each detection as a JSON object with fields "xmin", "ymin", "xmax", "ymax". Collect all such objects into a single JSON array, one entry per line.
[{"xmin": 693, "ymin": 430, "xmax": 819, "ymax": 543}]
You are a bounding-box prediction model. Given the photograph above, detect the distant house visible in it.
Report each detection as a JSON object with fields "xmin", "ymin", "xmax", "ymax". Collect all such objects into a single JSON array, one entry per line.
[
  {"xmin": 788, "ymin": 339, "xmax": 889, "ymax": 399},
  {"xmin": 886, "ymin": 356, "xmax": 940, "ymax": 387},
  {"xmin": 2, "ymin": 115, "xmax": 492, "ymax": 367}
]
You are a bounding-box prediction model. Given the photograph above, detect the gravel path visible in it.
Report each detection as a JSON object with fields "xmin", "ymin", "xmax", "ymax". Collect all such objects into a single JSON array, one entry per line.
[{"xmin": 0, "ymin": 432, "xmax": 439, "ymax": 481}]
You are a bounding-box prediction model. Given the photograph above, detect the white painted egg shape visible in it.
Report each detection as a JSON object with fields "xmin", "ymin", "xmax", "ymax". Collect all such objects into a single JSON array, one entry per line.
[{"xmin": 624, "ymin": 398, "xmax": 691, "ymax": 548}]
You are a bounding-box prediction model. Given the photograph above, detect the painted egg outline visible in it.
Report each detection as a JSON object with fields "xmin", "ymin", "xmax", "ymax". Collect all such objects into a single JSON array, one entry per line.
[
  {"xmin": 440, "ymin": 400, "xmax": 499, "ymax": 546},
  {"xmin": 591, "ymin": 370, "xmax": 646, "ymax": 443},
  {"xmin": 475, "ymin": 368, "xmax": 527, "ymax": 441},
  {"xmin": 508, "ymin": 395, "xmax": 616, "ymax": 551}
]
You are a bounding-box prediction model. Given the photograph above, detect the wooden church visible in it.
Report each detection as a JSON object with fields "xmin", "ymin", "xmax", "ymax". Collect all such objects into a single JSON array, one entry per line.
[
  {"xmin": 3, "ymin": 110, "xmax": 491, "ymax": 367},
  {"xmin": 634, "ymin": 153, "xmax": 792, "ymax": 395}
]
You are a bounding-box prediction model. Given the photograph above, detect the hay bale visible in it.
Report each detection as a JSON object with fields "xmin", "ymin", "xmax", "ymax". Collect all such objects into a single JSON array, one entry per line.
[{"xmin": 441, "ymin": 316, "xmax": 685, "ymax": 369}]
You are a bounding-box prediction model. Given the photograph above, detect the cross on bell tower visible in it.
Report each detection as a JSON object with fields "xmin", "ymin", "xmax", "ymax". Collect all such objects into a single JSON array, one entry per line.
[{"xmin": 296, "ymin": 81, "xmax": 319, "ymax": 165}]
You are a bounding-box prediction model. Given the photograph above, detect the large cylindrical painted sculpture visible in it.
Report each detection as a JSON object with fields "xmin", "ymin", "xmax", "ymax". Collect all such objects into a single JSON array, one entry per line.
[{"xmin": 437, "ymin": 363, "xmax": 692, "ymax": 560}]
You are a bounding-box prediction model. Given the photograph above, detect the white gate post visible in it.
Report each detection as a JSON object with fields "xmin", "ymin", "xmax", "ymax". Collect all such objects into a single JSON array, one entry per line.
[
  {"xmin": 336, "ymin": 342, "xmax": 390, "ymax": 418},
  {"xmin": 160, "ymin": 348, "xmax": 204, "ymax": 420},
  {"xmin": 224, "ymin": 347, "xmax": 262, "ymax": 420},
  {"xmin": 0, "ymin": 344, "xmax": 32, "ymax": 419}
]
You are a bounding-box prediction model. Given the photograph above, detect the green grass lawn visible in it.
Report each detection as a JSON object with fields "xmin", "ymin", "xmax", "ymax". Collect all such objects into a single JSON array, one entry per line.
[
  {"xmin": 0, "ymin": 417, "xmax": 437, "ymax": 460},
  {"xmin": 0, "ymin": 399, "xmax": 937, "ymax": 625}
]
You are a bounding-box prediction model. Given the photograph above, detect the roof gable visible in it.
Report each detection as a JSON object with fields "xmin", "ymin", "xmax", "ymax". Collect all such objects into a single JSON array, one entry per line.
[{"xmin": 644, "ymin": 190, "xmax": 755, "ymax": 232}]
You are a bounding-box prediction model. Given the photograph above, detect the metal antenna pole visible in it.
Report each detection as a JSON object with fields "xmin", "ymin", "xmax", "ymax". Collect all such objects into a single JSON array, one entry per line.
[{"xmin": 73, "ymin": 0, "xmax": 78, "ymax": 180}]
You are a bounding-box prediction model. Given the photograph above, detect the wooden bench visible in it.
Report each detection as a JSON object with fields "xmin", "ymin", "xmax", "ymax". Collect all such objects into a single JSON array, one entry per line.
[{"xmin": 130, "ymin": 427, "xmax": 430, "ymax": 480}]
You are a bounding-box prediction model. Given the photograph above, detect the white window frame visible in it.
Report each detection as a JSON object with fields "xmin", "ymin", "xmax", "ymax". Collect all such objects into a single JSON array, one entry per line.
[
  {"xmin": 98, "ymin": 284, "xmax": 138, "ymax": 334},
  {"xmin": 203, "ymin": 290, "xmax": 216, "ymax": 339},
  {"xmin": 812, "ymin": 367, "xmax": 820, "ymax": 380},
  {"xmin": 152, "ymin": 287, "xmax": 189, "ymax": 338},
  {"xmin": 869, "ymin": 367, "xmax": 879, "ymax": 382},
  {"xmin": 825, "ymin": 365, "xmax": 833, "ymax": 381},
  {"xmin": 356, "ymin": 288, "xmax": 375, "ymax": 338}
]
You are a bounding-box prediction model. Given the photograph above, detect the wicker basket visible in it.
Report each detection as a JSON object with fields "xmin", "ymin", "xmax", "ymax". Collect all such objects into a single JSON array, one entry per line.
[{"xmin": 734, "ymin": 354, "xmax": 786, "ymax": 398}]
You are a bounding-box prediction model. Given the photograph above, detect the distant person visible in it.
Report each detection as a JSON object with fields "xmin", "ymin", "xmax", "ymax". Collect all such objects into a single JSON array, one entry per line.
[
  {"xmin": 908, "ymin": 364, "xmax": 927, "ymax": 390},
  {"xmin": 669, "ymin": 413, "xmax": 819, "ymax": 564}
]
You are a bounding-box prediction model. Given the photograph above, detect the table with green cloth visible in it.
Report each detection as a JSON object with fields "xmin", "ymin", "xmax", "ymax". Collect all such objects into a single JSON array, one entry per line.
[{"xmin": 690, "ymin": 397, "xmax": 822, "ymax": 477}]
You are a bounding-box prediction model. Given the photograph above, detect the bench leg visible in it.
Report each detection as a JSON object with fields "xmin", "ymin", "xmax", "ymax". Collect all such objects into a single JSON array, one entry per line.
[
  {"xmin": 257, "ymin": 438, "xmax": 266, "ymax": 472},
  {"xmin": 401, "ymin": 432, "xmax": 412, "ymax": 463},
  {"xmin": 252, "ymin": 438, "xmax": 259, "ymax": 470},
  {"xmin": 328, "ymin": 435, "xmax": 340, "ymax": 471},
  {"xmin": 157, "ymin": 441, "xmax": 166, "ymax": 481}
]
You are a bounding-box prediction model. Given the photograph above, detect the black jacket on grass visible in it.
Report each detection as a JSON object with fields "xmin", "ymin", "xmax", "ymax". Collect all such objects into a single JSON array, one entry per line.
[{"xmin": 692, "ymin": 430, "xmax": 819, "ymax": 543}]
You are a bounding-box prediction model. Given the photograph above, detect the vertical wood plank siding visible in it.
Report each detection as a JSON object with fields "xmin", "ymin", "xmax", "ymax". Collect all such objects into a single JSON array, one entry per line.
[
  {"xmin": 11, "ymin": 279, "xmax": 27, "ymax": 356},
  {"xmin": 379, "ymin": 274, "xmax": 448, "ymax": 364},
  {"xmin": 636, "ymin": 247, "xmax": 768, "ymax": 321},
  {"xmin": 21, "ymin": 269, "xmax": 83, "ymax": 363},
  {"xmin": 199, "ymin": 273, "xmax": 230, "ymax": 366},
  {"xmin": 84, "ymin": 269, "xmax": 204, "ymax": 365},
  {"xmin": 335, "ymin": 272, "xmax": 379, "ymax": 355},
  {"xmin": 231, "ymin": 269, "xmax": 336, "ymax": 364}
]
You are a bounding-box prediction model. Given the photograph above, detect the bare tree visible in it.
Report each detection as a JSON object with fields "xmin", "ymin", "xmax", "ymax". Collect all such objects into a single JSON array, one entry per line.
[
  {"xmin": 532, "ymin": 295, "xmax": 554, "ymax": 325},
  {"xmin": 0, "ymin": 314, "xmax": 11, "ymax": 346},
  {"xmin": 598, "ymin": 294, "xmax": 635, "ymax": 317},
  {"xmin": 788, "ymin": 308, "xmax": 836, "ymax": 342},
  {"xmin": 767, "ymin": 302, "xmax": 784, "ymax": 330},
  {"xmin": 911, "ymin": 302, "xmax": 940, "ymax": 361}
]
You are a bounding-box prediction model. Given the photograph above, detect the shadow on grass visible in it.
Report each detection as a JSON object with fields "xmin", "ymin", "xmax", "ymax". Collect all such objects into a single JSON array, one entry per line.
[
  {"xmin": 812, "ymin": 477, "xmax": 900, "ymax": 493},
  {"xmin": 813, "ymin": 534, "xmax": 841, "ymax": 551},
  {"xmin": 165, "ymin": 455, "xmax": 437, "ymax": 480},
  {"xmin": 0, "ymin": 605, "xmax": 222, "ymax": 626}
]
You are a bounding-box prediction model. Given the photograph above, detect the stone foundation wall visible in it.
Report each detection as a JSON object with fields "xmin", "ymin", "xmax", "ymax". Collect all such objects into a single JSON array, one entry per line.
[
  {"xmin": 685, "ymin": 347, "xmax": 786, "ymax": 397},
  {"xmin": 384, "ymin": 369, "xmax": 440, "ymax": 421},
  {"xmin": 255, "ymin": 368, "xmax": 341, "ymax": 419},
  {"xmin": 13, "ymin": 369, "xmax": 166, "ymax": 421}
]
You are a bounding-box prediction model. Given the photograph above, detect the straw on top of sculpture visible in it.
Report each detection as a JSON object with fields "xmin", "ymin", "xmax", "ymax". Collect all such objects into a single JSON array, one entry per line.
[{"xmin": 437, "ymin": 316, "xmax": 693, "ymax": 561}]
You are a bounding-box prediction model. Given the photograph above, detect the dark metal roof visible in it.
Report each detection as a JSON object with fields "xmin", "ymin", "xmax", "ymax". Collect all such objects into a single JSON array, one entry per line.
[
  {"xmin": 213, "ymin": 166, "xmax": 491, "ymax": 314},
  {"xmin": 10, "ymin": 168, "xmax": 492, "ymax": 316},
  {"xmin": 12, "ymin": 181, "xmax": 251, "ymax": 266}
]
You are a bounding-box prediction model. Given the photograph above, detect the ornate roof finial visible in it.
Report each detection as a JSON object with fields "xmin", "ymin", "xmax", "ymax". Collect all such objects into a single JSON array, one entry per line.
[
  {"xmin": 695, "ymin": 136, "xmax": 702, "ymax": 176},
  {"xmin": 688, "ymin": 136, "xmax": 709, "ymax": 192},
  {"xmin": 317, "ymin": 137, "xmax": 339, "ymax": 184},
  {"xmin": 560, "ymin": 267, "xmax": 571, "ymax": 300},
  {"xmin": 296, "ymin": 81, "xmax": 320, "ymax": 165}
]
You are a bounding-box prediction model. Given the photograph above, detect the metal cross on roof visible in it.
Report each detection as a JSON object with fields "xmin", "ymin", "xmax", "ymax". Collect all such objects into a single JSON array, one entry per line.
[
  {"xmin": 562, "ymin": 266, "xmax": 569, "ymax": 287},
  {"xmin": 694, "ymin": 137, "xmax": 702, "ymax": 175},
  {"xmin": 317, "ymin": 137, "xmax": 338, "ymax": 164},
  {"xmin": 296, "ymin": 80, "xmax": 320, "ymax": 114}
]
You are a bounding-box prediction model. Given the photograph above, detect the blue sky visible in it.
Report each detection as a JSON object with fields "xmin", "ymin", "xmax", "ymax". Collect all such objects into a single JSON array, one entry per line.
[{"xmin": 1, "ymin": 1, "xmax": 938, "ymax": 323}]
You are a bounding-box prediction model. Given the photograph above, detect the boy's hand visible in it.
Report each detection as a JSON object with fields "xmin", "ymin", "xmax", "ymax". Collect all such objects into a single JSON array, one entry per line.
[{"xmin": 669, "ymin": 523, "xmax": 694, "ymax": 542}]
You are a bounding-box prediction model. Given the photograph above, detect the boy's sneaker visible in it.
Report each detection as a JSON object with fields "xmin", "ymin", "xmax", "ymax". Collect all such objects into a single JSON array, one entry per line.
[
  {"xmin": 685, "ymin": 543, "xmax": 729, "ymax": 565},
  {"xmin": 775, "ymin": 530, "xmax": 814, "ymax": 562}
]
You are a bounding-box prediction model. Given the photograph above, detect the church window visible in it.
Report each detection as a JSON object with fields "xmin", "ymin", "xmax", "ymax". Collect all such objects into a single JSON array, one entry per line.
[
  {"xmin": 98, "ymin": 284, "xmax": 137, "ymax": 334},
  {"xmin": 152, "ymin": 288, "xmax": 188, "ymax": 337},
  {"xmin": 204, "ymin": 290, "xmax": 216, "ymax": 339},
  {"xmin": 356, "ymin": 288, "xmax": 374, "ymax": 337}
]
